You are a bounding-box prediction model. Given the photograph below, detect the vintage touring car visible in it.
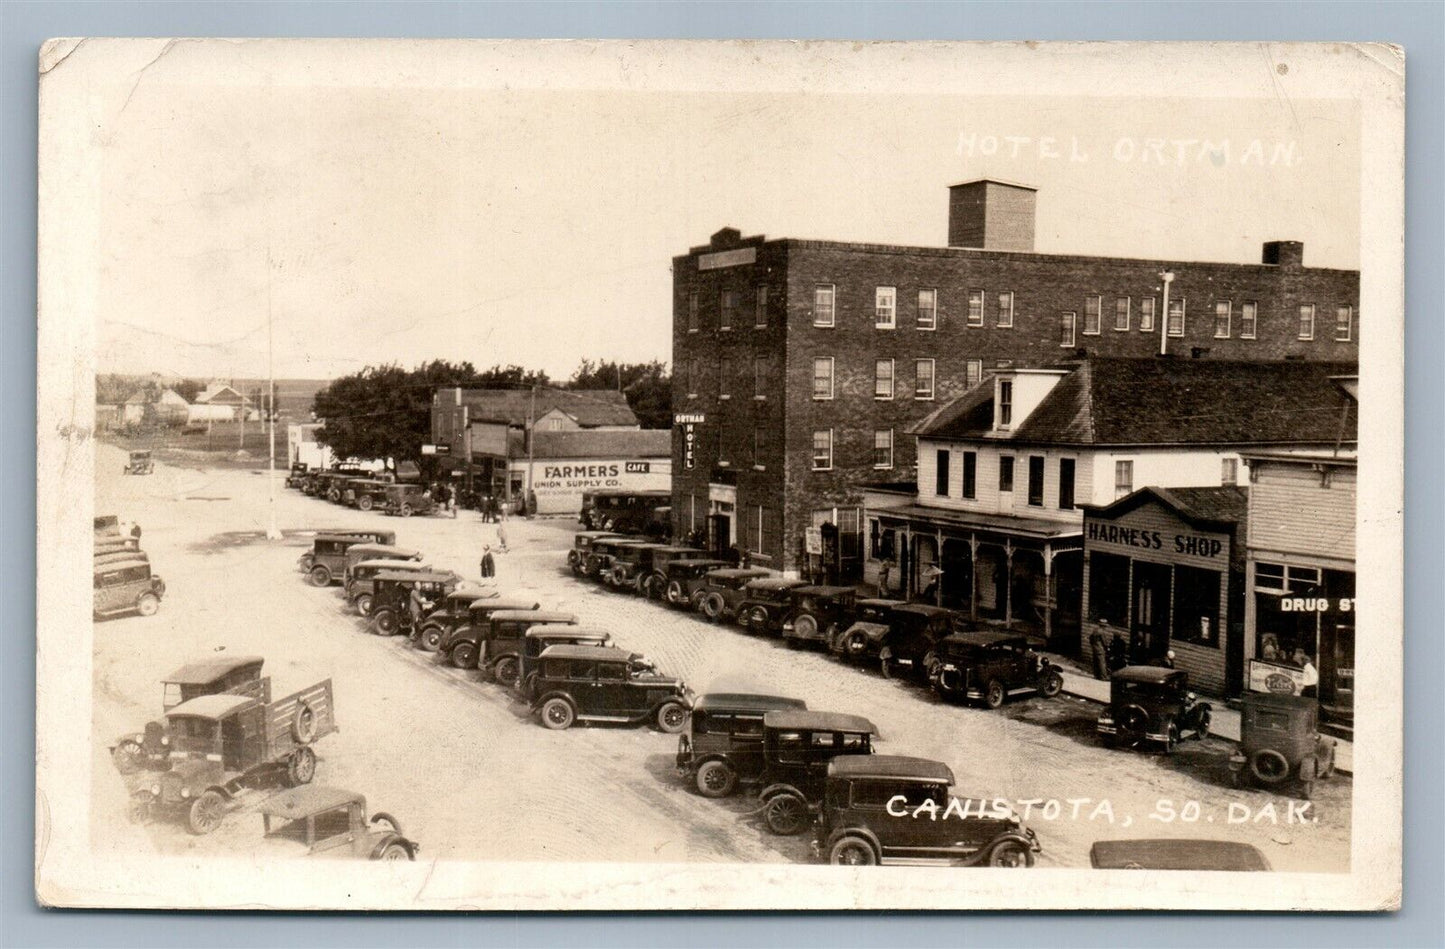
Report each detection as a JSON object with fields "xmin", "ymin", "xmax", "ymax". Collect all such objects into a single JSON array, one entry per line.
[
  {"xmin": 925, "ymin": 631, "xmax": 1065, "ymax": 708},
  {"xmin": 1096, "ymin": 666, "xmax": 1212, "ymax": 752},
  {"xmin": 674, "ymin": 692, "xmax": 809, "ymax": 798},
  {"xmin": 94, "ymin": 558, "xmax": 166, "ymax": 619},
  {"xmin": 260, "ymin": 786, "xmax": 419, "ymax": 861},
  {"xmin": 529, "ymin": 644, "xmax": 691, "ymax": 733}
]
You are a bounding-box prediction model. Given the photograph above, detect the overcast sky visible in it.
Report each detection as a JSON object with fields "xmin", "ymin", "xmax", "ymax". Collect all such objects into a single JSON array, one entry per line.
[{"xmin": 94, "ymin": 50, "xmax": 1360, "ymax": 381}]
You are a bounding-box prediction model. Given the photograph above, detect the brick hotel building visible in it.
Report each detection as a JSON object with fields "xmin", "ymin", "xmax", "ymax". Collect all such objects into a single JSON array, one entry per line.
[{"xmin": 671, "ymin": 179, "xmax": 1359, "ymax": 576}]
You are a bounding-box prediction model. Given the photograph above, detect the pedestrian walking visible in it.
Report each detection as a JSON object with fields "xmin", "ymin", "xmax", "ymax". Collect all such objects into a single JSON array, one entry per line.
[
  {"xmin": 479, "ymin": 545, "xmax": 496, "ymax": 579},
  {"xmin": 496, "ymin": 522, "xmax": 509, "ymax": 553}
]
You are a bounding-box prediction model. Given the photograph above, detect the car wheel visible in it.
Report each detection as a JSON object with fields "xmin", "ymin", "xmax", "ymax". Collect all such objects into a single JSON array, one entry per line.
[
  {"xmin": 1194, "ymin": 707, "xmax": 1212, "ymax": 740},
  {"xmin": 792, "ymin": 614, "xmax": 819, "ymax": 641},
  {"xmin": 666, "ymin": 580, "xmax": 686, "ymax": 605},
  {"xmin": 376, "ymin": 842, "xmax": 413, "ymax": 861},
  {"xmin": 372, "ymin": 609, "xmax": 399, "ymax": 636},
  {"xmin": 764, "ymin": 794, "xmax": 809, "ymax": 836},
  {"xmin": 880, "ymin": 656, "xmax": 896, "ymax": 679},
  {"xmin": 493, "ymin": 656, "xmax": 521, "ymax": 687},
  {"xmin": 984, "ymin": 679, "xmax": 1006, "ymax": 709},
  {"xmin": 1165, "ymin": 722, "xmax": 1180, "ymax": 754},
  {"xmin": 287, "ymin": 746, "xmax": 317, "ymax": 786},
  {"xmin": 701, "ymin": 594, "xmax": 724, "ymax": 621},
  {"xmin": 358, "ymin": 496, "xmax": 373, "ymax": 511},
  {"xmin": 126, "ymin": 797, "xmax": 151, "ymax": 825},
  {"xmin": 112, "ymin": 739, "xmax": 144, "ymax": 775},
  {"xmin": 292, "ymin": 701, "xmax": 319, "ymax": 743},
  {"xmin": 695, "ymin": 760, "xmax": 738, "ymax": 798},
  {"xmin": 845, "ymin": 633, "xmax": 870, "ymax": 661},
  {"xmin": 419, "ymin": 626, "xmax": 443, "ymax": 652},
  {"xmin": 830, "ymin": 836, "xmax": 878, "ymax": 866},
  {"xmin": 987, "ymin": 839, "xmax": 1034, "ymax": 868},
  {"xmin": 540, "ymin": 697, "xmax": 575, "ymax": 730},
  {"xmin": 187, "ymin": 790, "xmax": 226, "ymax": 835},
  {"xmin": 1118, "ymin": 705, "xmax": 1149, "ymax": 748},
  {"xmin": 1040, "ymin": 671, "xmax": 1064, "ymax": 698},
  {"xmin": 743, "ymin": 607, "xmax": 769, "ymax": 632},
  {"xmin": 355, "ymin": 593, "xmax": 374, "ymax": 617},
  {"xmin": 136, "ymin": 593, "xmax": 160, "ymax": 617},
  {"xmin": 1319, "ymin": 745, "xmax": 1336, "ymax": 780},
  {"xmin": 309, "ymin": 565, "xmax": 332, "ymax": 587},
  {"xmin": 450, "ymin": 641, "xmax": 478, "ymax": 670},
  {"xmin": 399, "ymin": 504, "xmax": 413, "ymax": 517},
  {"xmin": 1249, "ymin": 749, "xmax": 1292, "ymax": 785},
  {"xmin": 655, "ymin": 701, "xmax": 688, "ymax": 734}
]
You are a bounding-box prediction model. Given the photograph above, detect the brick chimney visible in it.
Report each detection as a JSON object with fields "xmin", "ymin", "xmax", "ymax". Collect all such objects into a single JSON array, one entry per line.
[
  {"xmin": 948, "ymin": 179, "xmax": 1037, "ymax": 252},
  {"xmin": 1262, "ymin": 240, "xmax": 1304, "ymax": 268}
]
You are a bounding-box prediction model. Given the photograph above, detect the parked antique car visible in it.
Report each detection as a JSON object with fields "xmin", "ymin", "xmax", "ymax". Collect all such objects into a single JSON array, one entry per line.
[
  {"xmin": 579, "ymin": 488, "xmax": 672, "ymax": 533},
  {"xmin": 343, "ymin": 542, "xmax": 425, "ymax": 577},
  {"xmin": 753, "ymin": 710, "xmax": 878, "ymax": 835},
  {"xmin": 436, "ymin": 601, "xmax": 546, "ymax": 672},
  {"xmin": 694, "ymin": 568, "xmax": 772, "ymax": 621},
  {"xmin": 380, "ymin": 483, "xmax": 435, "ymax": 517},
  {"xmin": 413, "ymin": 589, "xmax": 501, "ymax": 651},
  {"xmin": 566, "ymin": 531, "xmax": 625, "ymax": 575},
  {"xmin": 660, "ymin": 558, "xmax": 733, "ymax": 608},
  {"xmin": 1228, "ymin": 692, "xmax": 1337, "ymax": 799},
  {"xmin": 368, "ymin": 571, "xmax": 458, "ymax": 636},
  {"xmin": 95, "ymin": 534, "xmax": 140, "ymax": 557},
  {"xmin": 111, "ymin": 654, "xmax": 269, "ymax": 774},
  {"xmin": 780, "ymin": 585, "xmax": 859, "ymax": 649},
  {"xmin": 123, "ymin": 450, "xmax": 154, "ymax": 475},
  {"xmin": 529, "ymin": 644, "xmax": 691, "ymax": 733},
  {"xmin": 322, "ymin": 473, "xmax": 370, "ymax": 504},
  {"xmin": 345, "ymin": 558, "xmax": 433, "ymax": 615},
  {"xmin": 926, "ymin": 631, "xmax": 1065, "ymax": 708},
  {"xmin": 581, "ymin": 537, "xmax": 648, "ymax": 580},
  {"xmin": 814, "ymin": 755, "xmax": 1041, "ymax": 867},
  {"xmin": 1088, "ymin": 838, "xmax": 1271, "ymax": 871},
  {"xmin": 605, "ymin": 542, "xmax": 669, "ymax": 592},
  {"xmin": 1096, "ymin": 666, "xmax": 1212, "ymax": 751},
  {"xmin": 284, "ymin": 462, "xmax": 310, "ymax": 489},
  {"xmin": 95, "ymin": 548, "xmax": 147, "ymax": 568},
  {"xmin": 829, "ymin": 598, "xmax": 907, "ymax": 660},
  {"xmin": 635, "ymin": 546, "xmax": 712, "ymax": 599},
  {"xmin": 127, "ymin": 679, "xmax": 338, "ymax": 834},
  {"xmin": 342, "ymin": 479, "xmax": 391, "ymax": 511},
  {"xmin": 675, "ymin": 692, "xmax": 809, "ymax": 797},
  {"xmin": 260, "ymin": 786, "xmax": 419, "ymax": 861},
  {"xmin": 297, "ymin": 531, "xmax": 397, "ymax": 581},
  {"xmin": 94, "ymin": 558, "xmax": 166, "ymax": 618},
  {"xmin": 515, "ymin": 623, "xmax": 611, "ymax": 693},
  {"xmin": 875, "ymin": 604, "xmax": 958, "ymax": 680},
  {"xmin": 735, "ymin": 577, "xmax": 811, "ymax": 634}
]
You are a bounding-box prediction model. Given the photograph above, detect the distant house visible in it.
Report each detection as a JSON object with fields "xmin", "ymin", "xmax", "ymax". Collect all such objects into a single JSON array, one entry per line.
[
  {"xmin": 154, "ymin": 388, "xmax": 190, "ymax": 425},
  {"xmin": 189, "ymin": 382, "xmax": 250, "ymax": 422},
  {"xmin": 122, "ymin": 392, "xmax": 153, "ymax": 424}
]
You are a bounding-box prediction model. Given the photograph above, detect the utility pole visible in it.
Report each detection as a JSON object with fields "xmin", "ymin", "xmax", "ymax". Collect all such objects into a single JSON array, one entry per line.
[
  {"xmin": 264, "ymin": 238, "xmax": 281, "ymax": 540},
  {"xmin": 1158, "ymin": 270, "xmax": 1176, "ymax": 356},
  {"xmin": 524, "ymin": 383, "xmax": 537, "ymax": 516}
]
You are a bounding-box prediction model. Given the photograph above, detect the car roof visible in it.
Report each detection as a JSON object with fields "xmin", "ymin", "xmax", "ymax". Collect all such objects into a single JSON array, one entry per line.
[
  {"xmin": 348, "ymin": 544, "xmax": 422, "ymax": 558},
  {"xmin": 163, "ymin": 655, "xmax": 264, "ymax": 684},
  {"xmin": 1112, "ymin": 666, "xmax": 1188, "ymax": 685},
  {"xmin": 576, "ymin": 531, "xmax": 624, "ymax": 540},
  {"xmin": 829, "ymin": 755, "xmax": 956, "ymax": 783},
  {"xmin": 651, "ymin": 545, "xmax": 704, "ymax": 554},
  {"xmin": 892, "ymin": 603, "xmax": 954, "ymax": 617},
  {"xmin": 526, "ymin": 624, "xmax": 607, "ymax": 639},
  {"xmin": 94, "ymin": 559, "xmax": 149, "ymax": 573},
  {"xmin": 675, "ymin": 558, "xmax": 731, "ymax": 569},
  {"xmin": 353, "ymin": 559, "xmax": 431, "ymax": 572},
  {"xmin": 166, "ymin": 693, "xmax": 258, "ymax": 719},
  {"xmin": 707, "ymin": 568, "xmax": 771, "ymax": 580},
  {"xmin": 537, "ymin": 644, "xmax": 635, "ymax": 663},
  {"xmin": 763, "ymin": 710, "xmax": 877, "ymax": 734},
  {"xmin": 747, "ymin": 577, "xmax": 809, "ymax": 590},
  {"xmin": 856, "ymin": 598, "xmax": 906, "ymax": 608},
  {"xmin": 1088, "ymin": 839, "xmax": 1271, "ymax": 871},
  {"xmin": 313, "ymin": 533, "xmax": 371, "ymax": 543},
  {"xmin": 693, "ymin": 693, "xmax": 808, "ymax": 713},
  {"xmin": 941, "ymin": 630, "xmax": 1028, "ymax": 648},
  {"xmin": 491, "ymin": 610, "xmax": 572, "ymax": 623},
  {"xmin": 617, "ymin": 542, "xmax": 668, "ymax": 551},
  {"xmin": 469, "ymin": 601, "xmax": 543, "ymax": 615},
  {"xmin": 373, "ymin": 570, "xmax": 454, "ymax": 583},
  {"xmin": 445, "ymin": 589, "xmax": 497, "ymax": 602},
  {"xmin": 792, "ymin": 585, "xmax": 856, "ymax": 596},
  {"xmin": 259, "ymin": 785, "xmax": 363, "ymax": 818}
]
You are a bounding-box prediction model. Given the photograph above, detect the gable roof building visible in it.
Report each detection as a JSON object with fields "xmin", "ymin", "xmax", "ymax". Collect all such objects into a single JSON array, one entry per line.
[{"xmin": 433, "ymin": 387, "xmax": 638, "ymax": 431}]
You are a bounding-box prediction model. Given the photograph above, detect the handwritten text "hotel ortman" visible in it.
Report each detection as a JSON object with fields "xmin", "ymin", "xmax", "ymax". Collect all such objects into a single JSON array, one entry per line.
[{"xmin": 958, "ymin": 133, "xmax": 1302, "ymax": 167}]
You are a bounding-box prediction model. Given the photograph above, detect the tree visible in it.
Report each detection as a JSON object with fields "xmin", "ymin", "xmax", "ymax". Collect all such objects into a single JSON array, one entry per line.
[
  {"xmin": 173, "ymin": 379, "xmax": 204, "ymax": 404},
  {"xmin": 568, "ymin": 359, "xmax": 671, "ymax": 429}
]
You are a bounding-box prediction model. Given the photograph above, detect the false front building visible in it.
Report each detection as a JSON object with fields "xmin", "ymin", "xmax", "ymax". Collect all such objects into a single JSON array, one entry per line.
[{"xmin": 671, "ymin": 179, "xmax": 1360, "ymax": 575}]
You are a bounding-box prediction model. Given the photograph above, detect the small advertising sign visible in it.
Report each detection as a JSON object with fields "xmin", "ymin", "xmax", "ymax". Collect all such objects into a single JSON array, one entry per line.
[
  {"xmin": 804, "ymin": 527, "xmax": 823, "ymax": 556},
  {"xmin": 1248, "ymin": 659, "xmax": 1306, "ymax": 695}
]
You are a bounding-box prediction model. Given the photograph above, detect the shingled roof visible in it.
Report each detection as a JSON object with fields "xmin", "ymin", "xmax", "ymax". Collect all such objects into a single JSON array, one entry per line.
[
  {"xmin": 530, "ymin": 429, "xmax": 671, "ymax": 460},
  {"xmin": 447, "ymin": 389, "xmax": 638, "ymax": 428},
  {"xmin": 914, "ymin": 358, "xmax": 1358, "ymax": 447}
]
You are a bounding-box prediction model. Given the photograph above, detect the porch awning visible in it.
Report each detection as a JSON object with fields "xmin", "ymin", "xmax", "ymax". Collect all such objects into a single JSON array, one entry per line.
[{"xmin": 874, "ymin": 504, "xmax": 1083, "ymax": 544}]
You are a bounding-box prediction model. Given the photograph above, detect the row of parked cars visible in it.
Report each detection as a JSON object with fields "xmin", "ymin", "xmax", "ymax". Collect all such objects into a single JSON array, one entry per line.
[
  {"xmin": 94, "ymin": 515, "xmax": 166, "ymax": 619},
  {"xmin": 287, "ymin": 463, "xmax": 438, "ymax": 517}
]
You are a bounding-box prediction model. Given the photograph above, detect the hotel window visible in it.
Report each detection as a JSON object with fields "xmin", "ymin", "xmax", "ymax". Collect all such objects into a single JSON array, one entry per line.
[
  {"xmin": 687, "ymin": 358, "xmax": 699, "ymax": 397},
  {"xmin": 753, "ymin": 424, "xmax": 767, "ymax": 468},
  {"xmin": 1240, "ymin": 301, "xmax": 1258, "ymax": 339},
  {"xmin": 962, "ymin": 451, "xmax": 977, "ymax": 500},
  {"xmin": 1167, "ymin": 298, "xmax": 1186, "ymax": 337},
  {"xmin": 812, "ymin": 357, "xmax": 834, "ymax": 400},
  {"xmin": 1115, "ymin": 297, "xmax": 1131, "ymax": 331},
  {"xmin": 812, "ymin": 430, "xmax": 833, "ymax": 470},
  {"xmin": 967, "ymin": 290, "xmax": 985, "ymax": 327},
  {"xmin": 875, "ymin": 359, "xmax": 894, "ymax": 400},
  {"xmin": 873, "ymin": 430, "xmax": 894, "ymax": 469},
  {"xmin": 752, "ymin": 505, "xmax": 767, "ymax": 555},
  {"xmin": 875, "ymin": 286, "xmax": 897, "ymax": 328},
  {"xmin": 966, "ymin": 359, "xmax": 984, "ymax": 388},
  {"xmin": 687, "ymin": 293, "xmax": 700, "ymax": 332},
  {"xmin": 719, "ymin": 289, "xmax": 739, "ymax": 330},
  {"xmin": 814, "ymin": 284, "xmax": 835, "ymax": 327},
  {"xmin": 1140, "ymin": 297, "xmax": 1156, "ymax": 332},
  {"xmin": 1221, "ymin": 457, "xmax": 1238, "ymax": 485},
  {"xmin": 1058, "ymin": 458, "xmax": 1076, "ymax": 510},
  {"xmin": 1214, "ymin": 300, "xmax": 1232, "ymax": 338},
  {"xmin": 914, "ymin": 359, "xmax": 935, "ymax": 400},
  {"xmin": 996, "ymin": 291, "xmax": 1014, "ymax": 327},
  {"xmin": 917, "ymin": 289, "xmax": 937, "ymax": 330},
  {"xmin": 1060, "ymin": 311, "xmax": 1077, "ymax": 347},
  {"xmin": 998, "ymin": 379, "xmax": 1013, "ymax": 427},
  {"xmin": 1083, "ymin": 295, "xmax": 1102, "ymax": 335},
  {"xmin": 935, "ymin": 450, "xmax": 950, "ymax": 497},
  {"xmin": 1335, "ymin": 305, "xmax": 1353, "ymax": 342},
  {"xmin": 1027, "ymin": 456, "xmax": 1045, "ymax": 507},
  {"xmin": 718, "ymin": 356, "xmax": 733, "ymax": 399},
  {"xmin": 754, "ymin": 285, "xmax": 769, "ymax": 327},
  {"xmin": 754, "ymin": 356, "xmax": 768, "ymax": 399},
  {"xmin": 1114, "ymin": 459, "xmax": 1134, "ymax": 497},
  {"xmin": 998, "ymin": 455, "xmax": 1015, "ymax": 492},
  {"xmin": 1298, "ymin": 304, "xmax": 1315, "ymax": 340}
]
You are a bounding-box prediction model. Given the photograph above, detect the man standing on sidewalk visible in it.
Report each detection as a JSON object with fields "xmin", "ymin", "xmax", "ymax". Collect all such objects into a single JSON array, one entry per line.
[{"xmin": 479, "ymin": 545, "xmax": 496, "ymax": 579}]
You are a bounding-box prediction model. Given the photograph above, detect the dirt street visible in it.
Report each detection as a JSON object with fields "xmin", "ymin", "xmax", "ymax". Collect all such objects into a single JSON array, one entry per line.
[{"xmin": 91, "ymin": 443, "xmax": 1352, "ymax": 871}]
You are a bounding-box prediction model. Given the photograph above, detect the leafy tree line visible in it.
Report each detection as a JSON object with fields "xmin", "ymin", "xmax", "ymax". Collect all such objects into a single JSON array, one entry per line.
[
  {"xmin": 96, "ymin": 374, "xmax": 205, "ymax": 405},
  {"xmin": 311, "ymin": 359, "xmax": 670, "ymax": 469}
]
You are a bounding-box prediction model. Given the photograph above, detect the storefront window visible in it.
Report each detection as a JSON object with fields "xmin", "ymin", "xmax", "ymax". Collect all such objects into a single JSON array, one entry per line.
[
  {"xmin": 1173, "ymin": 566, "xmax": 1221, "ymax": 647},
  {"xmin": 1088, "ymin": 552, "xmax": 1130, "ymax": 625}
]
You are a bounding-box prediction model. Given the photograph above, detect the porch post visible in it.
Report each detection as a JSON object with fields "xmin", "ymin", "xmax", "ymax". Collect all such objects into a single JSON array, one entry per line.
[
  {"xmin": 935, "ymin": 528, "xmax": 944, "ymax": 606},
  {"xmin": 1043, "ymin": 543, "xmax": 1054, "ymax": 644},
  {"xmin": 1004, "ymin": 540, "xmax": 1015, "ymax": 626},
  {"xmin": 968, "ymin": 533, "xmax": 979, "ymax": 621}
]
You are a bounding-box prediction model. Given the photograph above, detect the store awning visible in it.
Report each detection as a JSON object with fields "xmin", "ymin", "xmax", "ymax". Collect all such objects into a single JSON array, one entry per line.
[{"xmin": 874, "ymin": 504, "xmax": 1084, "ymax": 544}]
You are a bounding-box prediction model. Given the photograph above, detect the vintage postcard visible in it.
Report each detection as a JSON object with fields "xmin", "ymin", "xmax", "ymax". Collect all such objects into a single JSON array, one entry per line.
[{"xmin": 36, "ymin": 39, "xmax": 1403, "ymax": 910}]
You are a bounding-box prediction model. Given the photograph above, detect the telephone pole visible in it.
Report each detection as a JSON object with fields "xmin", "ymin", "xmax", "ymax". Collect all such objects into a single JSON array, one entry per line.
[{"xmin": 264, "ymin": 238, "xmax": 281, "ymax": 540}]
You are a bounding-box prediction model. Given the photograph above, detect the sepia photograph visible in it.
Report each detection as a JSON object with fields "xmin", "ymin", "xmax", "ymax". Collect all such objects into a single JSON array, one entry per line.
[{"xmin": 35, "ymin": 38, "xmax": 1404, "ymax": 911}]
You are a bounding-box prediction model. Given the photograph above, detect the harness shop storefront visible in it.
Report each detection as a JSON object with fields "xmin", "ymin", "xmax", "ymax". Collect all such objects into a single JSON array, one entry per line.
[{"xmin": 1080, "ymin": 487, "xmax": 1247, "ymax": 697}]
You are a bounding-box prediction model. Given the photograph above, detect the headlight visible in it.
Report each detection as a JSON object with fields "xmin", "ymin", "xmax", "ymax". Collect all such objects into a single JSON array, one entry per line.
[
  {"xmin": 1187, "ymin": 692, "xmax": 1196, "ymax": 702},
  {"xmin": 180, "ymin": 788, "xmax": 191, "ymax": 799},
  {"xmin": 160, "ymin": 736, "xmax": 170, "ymax": 745},
  {"xmin": 150, "ymin": 784, "xmax": 161, "ymax": 795}
]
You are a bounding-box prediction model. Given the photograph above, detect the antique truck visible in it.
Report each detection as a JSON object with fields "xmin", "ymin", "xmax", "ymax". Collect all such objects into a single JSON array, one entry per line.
[
  {"xmin": 674, "ymin": 692, "xmax": 808, "ymax": 797},
  {"xmin": 1096, "ymin": 666, "xmax": 1213, "ymax": 752},
  {"xmin": 436, "ymin": 601, "xmax": 545, "ymax": 671},
  {"xmin": 94, "ymin": 558, "xmax": 166, "ymax": 619},
  {"xmin": 259, "ymin": 786, "xmax": 419, "ymax": 861},
  {"xmin": 566, "ymin": 531, "xmax": 626, "ymax": 575},
  {"xmin": 111, "ymin": 654, "xmax": 269, "ymax": 774},
  {"xmin": 814, "ymin": 756, "xmax": 1040, "ymax": 867},
  {"xmin": 780, "ymin": 585, "xmax": 859, "ymax": 649},
  {"xmin": 660, "ymin": 558, "xmax": 733, "ymax": 608},
  {"xmin": 1228, "ymin": 691, "xmax": 1337, "ymax": 800},
  {"xmin": 753, "ymin": 710, "xmax": 878, "ymax": 836},
  {"xmin": 529, "ymin": 644, "xmax": 692, "ymax": 733},
  {"xmin": 926, "ymin": 631, "xmax": 1065, "ymax": 708},
  {"xmin": 734, "ymin": 577, "xmax": 810, "ymax": 634},
  {"xmin": 127, "ymin": 678, "xmax": 338, "ymax": 834},
  {"xmin": 693, "ymin": 568, "xmax": 773, "ymax": 621}
]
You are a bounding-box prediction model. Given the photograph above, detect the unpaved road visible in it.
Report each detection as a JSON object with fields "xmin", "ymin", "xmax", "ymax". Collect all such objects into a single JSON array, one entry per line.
[{"xmin": 92, "ymin": 443, "xmax": 1351, "ymax": 870}]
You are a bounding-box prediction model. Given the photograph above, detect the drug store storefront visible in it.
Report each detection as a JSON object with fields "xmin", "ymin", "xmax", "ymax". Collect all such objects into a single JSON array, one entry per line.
[{"xmin": 1080, "ymin": 486, "xmax": 1248, "ymax": 697}]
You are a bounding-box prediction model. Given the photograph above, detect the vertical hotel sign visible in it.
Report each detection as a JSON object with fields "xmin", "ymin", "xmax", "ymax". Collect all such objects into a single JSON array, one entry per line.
[{"xmin": 675, "ymin": 413, "xmax": 705, "ymax": 470}]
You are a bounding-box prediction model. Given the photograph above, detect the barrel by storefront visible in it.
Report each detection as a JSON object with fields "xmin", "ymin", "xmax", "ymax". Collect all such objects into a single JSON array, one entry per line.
[{"xmin": 1080, "ymin": 486, "xmax": 1248, "ymax": 696}]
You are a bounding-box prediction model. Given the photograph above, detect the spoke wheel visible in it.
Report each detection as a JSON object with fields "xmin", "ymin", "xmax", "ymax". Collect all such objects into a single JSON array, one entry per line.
[
  {"xmin": 656, "ymin": 701, "xmax": 688, "ymax": 734},
  {"xmin": 830, "ymin": 836, "xmax": 877, "ymax": 866},
  {"xmin": 187, "ymin": 790, "xmax": 226, "ymax": 836},
  {"xmin": 1249, "ymin": 749, "xmax": 1292, "ymax": 785},
  {"xmin": 985, "ymin": 680, "xmax": 1006, "ymax": 709},
  {"xmin": 695, "ymin": 760, "xmax": 738, "ymax": 798},
  {"xmin": 540, "ymin": 698, "xmax": 575, "ymax": 730},
  {"xmin": 112, "ymin": 740, "xmax": 144, "ymax": 775},
  {"xmin": 377, "ymin": 842, "xmax": 413, "ymax": 861},
  {"xmin": 309, "ymin": 565, "xmax": 332, "ymax": 587},
  {"xmin": 493, "ymin": 656, "xmax": 520, "ymax": 687},
  {"xmin": 988, "ymin": 840, "xmax": 1033, "ymax": 868},
  {"xmin": 450, "ymin": 641, "xmax": 478, "ymax": 670},
  {"xmin": 1040, "ymin": 671, "xmax": 1064, "ymax": 698},
  {"xmin": 419, "ymin": 626, "xmax": 443, "ymax": 652},
  {"xmin": 287, "ymin": 746, "xmax": 317, "ymax": 786},
  {"xmin": 355, "ymin": 593, "xmax": 374, "ymax": 616},
  {"xmin": 764, "ymin": 794, "xmax": 809, "ymax": 836}
]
